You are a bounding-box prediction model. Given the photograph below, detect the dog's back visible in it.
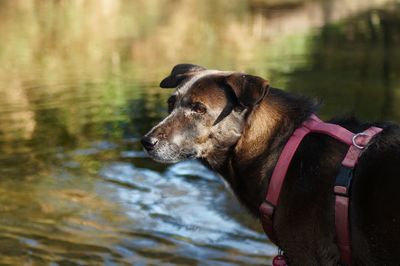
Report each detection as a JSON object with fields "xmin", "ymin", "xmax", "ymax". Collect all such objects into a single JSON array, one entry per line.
[{"xmin": 352, "ymin": 122, "xmax": 400, "ymax": 265}]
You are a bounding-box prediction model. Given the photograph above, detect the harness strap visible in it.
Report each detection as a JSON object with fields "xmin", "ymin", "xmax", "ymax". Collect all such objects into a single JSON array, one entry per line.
[
  {"xmin": 334, "ymin": 126, "xmax": 383, "ymax": 265},
  {"xmin": 259, "ymin": 115, "xmax": 382, "ymax": 265}
]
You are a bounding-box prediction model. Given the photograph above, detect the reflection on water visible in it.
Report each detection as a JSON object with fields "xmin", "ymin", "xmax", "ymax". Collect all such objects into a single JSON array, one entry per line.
[{"xmin": 0, "ymin": 0, "xmax": 399, "ymax": 265}]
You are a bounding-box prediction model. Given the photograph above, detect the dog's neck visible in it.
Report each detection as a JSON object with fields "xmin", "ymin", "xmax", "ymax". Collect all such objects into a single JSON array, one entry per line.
[{"xmin": 202, "ymin": 88, "xmax": 316, "ymax": 215}]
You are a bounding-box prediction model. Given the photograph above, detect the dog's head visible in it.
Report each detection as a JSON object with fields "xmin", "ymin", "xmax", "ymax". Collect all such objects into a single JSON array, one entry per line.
[{"xmin": 141, "ymin": 64, "xmax": 269, "ymax": 163}]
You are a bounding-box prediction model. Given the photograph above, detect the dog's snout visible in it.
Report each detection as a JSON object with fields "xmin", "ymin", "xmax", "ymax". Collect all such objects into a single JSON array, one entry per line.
[{"xmin": 141, "ymin": 136, "xmax": 159, "ymax": 151}]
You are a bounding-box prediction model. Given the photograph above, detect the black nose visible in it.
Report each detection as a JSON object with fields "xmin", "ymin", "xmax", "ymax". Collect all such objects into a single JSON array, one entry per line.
[{"xmin": 141, "ymin": 136, "xmax": 158, "ymax": 151}]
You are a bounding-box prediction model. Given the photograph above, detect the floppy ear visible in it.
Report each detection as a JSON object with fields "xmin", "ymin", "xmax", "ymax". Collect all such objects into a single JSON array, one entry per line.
[
  {"xmin": 160, "ymin": 64, "xmax": 206, "ymax": 88},
  {"xmin": 225, "ymin": 73, "xmax": 269, "ymax": 108}
]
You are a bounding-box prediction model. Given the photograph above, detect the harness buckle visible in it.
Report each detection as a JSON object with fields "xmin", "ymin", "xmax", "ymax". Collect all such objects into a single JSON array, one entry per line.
[
  {"xmin": 352, "ymin": 132, "xmax": 369, "ymax": 149},
  {"xmin": 259, "ymin": 201, "xmax": 277, "ymax": 242},
  {"xmin": 259, "ymin": 201, "xmax": 275, "ymax": 218},
  {"xmin": 334, "ymin": 166, "xmax": 354, "ymax": 197}
]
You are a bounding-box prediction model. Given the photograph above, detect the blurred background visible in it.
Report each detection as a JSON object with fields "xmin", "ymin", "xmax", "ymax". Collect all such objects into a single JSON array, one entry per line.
[{"xmin": 0, "ymin": 0, "xmax": 399, "ymax": 265}]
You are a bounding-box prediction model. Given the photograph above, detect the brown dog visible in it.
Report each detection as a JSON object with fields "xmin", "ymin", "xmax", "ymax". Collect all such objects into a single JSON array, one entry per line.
[{"xmin": 142, "ymin": 64, "xmax": 400, "ymax": 265}]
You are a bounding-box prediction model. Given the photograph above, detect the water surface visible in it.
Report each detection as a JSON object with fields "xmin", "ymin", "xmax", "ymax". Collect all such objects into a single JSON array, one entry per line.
[{"xmin": 0, "ymin": 0, "xmax": 399, "ymax": 265}]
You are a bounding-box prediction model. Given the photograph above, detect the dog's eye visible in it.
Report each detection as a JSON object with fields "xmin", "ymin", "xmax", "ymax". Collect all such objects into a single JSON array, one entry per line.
[
  {"xmin": 167, "ymin": 96, "xmax": 176, "ymax": 113},
  {"xmin": 191, "ymin": 102, "xmax": 207, "ymax": 114}
]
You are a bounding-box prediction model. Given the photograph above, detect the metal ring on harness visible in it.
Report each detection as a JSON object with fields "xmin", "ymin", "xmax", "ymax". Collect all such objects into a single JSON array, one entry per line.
[{"xmin": 352, "ymin": 132, "xmax": 369, "ymax": 149}]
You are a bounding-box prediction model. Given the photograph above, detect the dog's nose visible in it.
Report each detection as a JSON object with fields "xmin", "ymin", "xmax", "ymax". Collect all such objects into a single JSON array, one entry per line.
[{"xmin": 141, "ymin": 136, "xmax": 158, "ymax": 151}]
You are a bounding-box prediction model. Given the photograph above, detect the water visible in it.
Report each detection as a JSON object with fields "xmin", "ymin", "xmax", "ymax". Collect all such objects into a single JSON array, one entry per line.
[{"xmin": 0, "ymin": 0, "xmax": 399, "ymax": 265}]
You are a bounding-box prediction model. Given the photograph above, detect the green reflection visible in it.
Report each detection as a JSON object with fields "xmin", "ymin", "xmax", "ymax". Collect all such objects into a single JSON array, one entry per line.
[
  {"xmin": 285, "ymin": 4, "xmax": 400, "ymax": 120},
  {"xmin": 0, "ymin": 0, "xmax": 398, "ymax": 265}
]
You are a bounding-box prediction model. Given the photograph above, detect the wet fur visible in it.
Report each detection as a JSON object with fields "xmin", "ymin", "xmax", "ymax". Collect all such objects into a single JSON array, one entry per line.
[{"xmin": 143, "ymin": 65, "xmax": 400, "ymax": 265}]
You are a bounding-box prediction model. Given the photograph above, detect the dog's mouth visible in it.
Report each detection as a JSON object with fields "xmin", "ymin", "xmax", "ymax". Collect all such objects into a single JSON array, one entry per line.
[{"xmin": 143, "ymin": 141, "xmax": 197, "ymax": 163}]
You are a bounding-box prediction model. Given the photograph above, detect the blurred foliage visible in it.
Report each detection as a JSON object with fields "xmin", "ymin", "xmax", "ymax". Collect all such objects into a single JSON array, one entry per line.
[
  {"xmin": 0, "ymin": 0, "xmax": 398, "ymax": 175},
  {"xmin": 286, "ymin": 4, "xmax": 400, "ymax": 121},
  {"xmin": 0, "ymin": 0, "xmax": 399, "ymax": 264},
  {"xmin": 0, "ymin": 0, "xmax": 398, "ymax": 156}
]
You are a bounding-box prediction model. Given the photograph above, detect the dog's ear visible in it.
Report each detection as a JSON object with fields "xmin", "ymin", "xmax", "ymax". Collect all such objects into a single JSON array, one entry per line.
[
  {"xmin": 225, "ymin": 73, "xmax": 269, "ymax": 108},
  {"xmin": 160, "ymin": 64, "xmax": 206, "ymax": 88}
]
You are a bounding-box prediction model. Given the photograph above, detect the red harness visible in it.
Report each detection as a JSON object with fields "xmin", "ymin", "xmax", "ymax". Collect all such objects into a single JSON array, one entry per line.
[{"xmin": 259, "ymin": 114, "xmax": 383, "ymax": 266}]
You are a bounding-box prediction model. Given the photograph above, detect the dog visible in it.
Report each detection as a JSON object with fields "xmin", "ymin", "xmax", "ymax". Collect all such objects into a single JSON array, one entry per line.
[{"xmin": 141, "ymin": 64, "xmax": 400, "ymax": 265}]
